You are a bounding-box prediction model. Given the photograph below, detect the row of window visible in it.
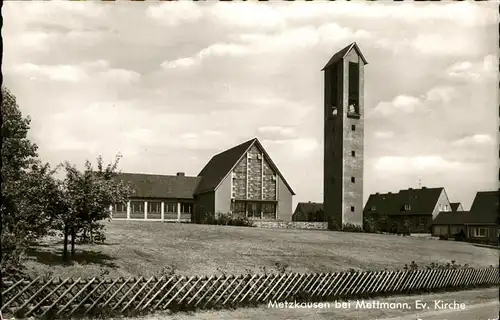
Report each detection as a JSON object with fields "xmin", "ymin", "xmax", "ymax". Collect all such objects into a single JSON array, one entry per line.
[
  {"xmin": 114, "ymin": 201, "xmax": 193, "ymax": 214},
  {"xmin": 435, "ymin": 226, "xmax": 489, "ymax": 238},
  {"xmin": 231, "ymin": 201, "xmax": 277, "ymax": 219}
]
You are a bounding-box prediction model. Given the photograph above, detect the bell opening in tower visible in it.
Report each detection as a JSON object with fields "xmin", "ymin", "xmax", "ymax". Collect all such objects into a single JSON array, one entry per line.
[{"xmin": 348, "ymin": 61, "xmax": 360, "ymax": 118}]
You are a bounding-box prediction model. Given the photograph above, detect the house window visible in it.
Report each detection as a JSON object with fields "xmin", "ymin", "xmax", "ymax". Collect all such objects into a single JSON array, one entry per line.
[
  {"xmin": 351, "ymin": 125, "xmax": 356, "ymax": 131},
  {"xmin": 114, "ymin": 203, "xmax": 127, "ymax": 213},
  {"xmin": 404, "ymin": 204, "xmax": 411, "ymax": 211},
  {"xmin": 181, "ymin": 203, "xmax": 193, "ymax": 214},
  {"xmin": 247, "ymin": 202, "xmax": 262, "ymax": 219},
  {"xmin": 444, "ymin": 204, "xmax": 449, "ymax": 211},
  {"xmin": 351, "ymin": 177, "xmax": 355, "ymax": 183},
  {"xmin": 418, "ymin": 217, "xmax": 427, "ymax": 226},
  {"xmin": 370, "ymin": 205, "xmax": 376, "ymax": 211},
  {"xmin": 130, "ymin": 201, "xmax": 144, "ymax": 214},
  {"xmin": 165, "ymin": 202, "xmax": 177, "ymax": 213},
  {"xmin": 232, "ymin": 201, "xmax": 246, "ymax": 214},
  {"xmin": 350, "ymin": 206, "xmax": 355, "ymax": 212},
  {"xmin": 262, "ymin": 203, "xmax": 277, "ymax": 219},
  {"xmin": 148, "ymin": 202, "xmax": 161, "ymax": 214},
  {"xmin": 472, "ymin": 227, "xmax": 488, "ymax": 237},
  {"xmin": 351, "ymin": 151, "xmax": 355, "ymax": 157}
]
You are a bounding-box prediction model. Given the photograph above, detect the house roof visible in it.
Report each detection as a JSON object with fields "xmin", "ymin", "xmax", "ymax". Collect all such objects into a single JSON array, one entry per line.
[
  {"xmin": 469, "ymin": 191, "xmax": 499, "ymax": 214},
  {"xmin": 432, "ymin": 210, "xmax": 497, "ymax": 225},
  {"xmin": 364, "ymin": 187, "xmax": 444, "ymax": 216},
  {"xmin": 116, "ymin": 173, "xmax": 202, "ymax": 199},
  {"xmin": 294, "ymin": 202, "xmax": 323, "ymax": 215},
  {"xmin": 450, "ymin": 202, "xmax": 462, "ymax": 212},
  {"xmin": 195, "ymin": 138, "xmax": 295, "ymax": 196},
  {"xmin": 321, "ymin": 42, "xmax": 368, "ymax": 71},
  {"xmin": 433, "ymin": 190, "xmax": 499, "ymax": 226}
]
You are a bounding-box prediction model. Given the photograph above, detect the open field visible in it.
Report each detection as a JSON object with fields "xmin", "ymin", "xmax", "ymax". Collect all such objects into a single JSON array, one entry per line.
[{"xmin": 24, "ymin": 220, "xmax": 499, "ymax": 279}]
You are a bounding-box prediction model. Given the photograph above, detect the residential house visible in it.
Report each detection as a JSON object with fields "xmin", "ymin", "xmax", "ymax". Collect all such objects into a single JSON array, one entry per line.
[
  {"xmin": 363, "ymin": 187, "xmax": 452, "ymax": 234},
  {"xmin": 112, "ymin": 138, "xmax": 295, "ymax": 223},
  {"xmin": 292, "ymin": 202, "xmax": 325, "ymax": 222},
  {"xmin": 432, "ymin": 191, "xmax": 499, "ymax": 245},
  {"xmin": 450, "ymin": 202, "xmax": 464, "ymax": 212}
]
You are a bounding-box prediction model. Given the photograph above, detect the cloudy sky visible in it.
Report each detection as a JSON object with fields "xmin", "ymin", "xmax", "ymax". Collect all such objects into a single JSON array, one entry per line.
[{"xmin": 3, "ymin": 1, "xmax": 498, "ymax": 210}]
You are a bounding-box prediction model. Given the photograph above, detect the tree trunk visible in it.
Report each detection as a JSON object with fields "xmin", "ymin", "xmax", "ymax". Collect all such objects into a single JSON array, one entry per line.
[
  {"xmin": 63, "ymin": 225, "xmax": 68, "ymax": 261},
  {"xmin": 71, "ymin": 227, "xmax": 76, "ymax": 257}
]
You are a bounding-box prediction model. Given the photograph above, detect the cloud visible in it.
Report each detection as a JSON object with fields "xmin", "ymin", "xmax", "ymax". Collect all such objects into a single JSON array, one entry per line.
[
  {"xmin": 374, "ymin": 155, "xmax": 468, "ymax": 174},
  {"xmin": 160, "ymin": 23, "xmax": 371, "ymax": 68},
  {"xmin": 425, "ymin": 86, "xmax": 456, "ymax": 104},
  {"xmin": 371, "ymin": 95, "xmax": 422, "ymax": 116},
  {"xmin": 445, "ymin": 55, "xmax": 497, "ymax": 82},
  {"xmin": 277, "ymin": 2, "xmax": 497, "ymax": 27},
  {"xmin": 10, "ymin": 60, "xmax": 140, "ymax": 84},
  {"xmin": 161, "ymin": 57, "xmax": 198, "ymax": 69},
  {"xmin": 147, "ymin": 2, "xmax": 202, "ymax": 26},
  {"xmin": 374, "ymin": 131, "xmax": 394, "ymax": 139},
  {"xmin": 451, "ymin": 134, "xmax": 495, "ymax": 147},
  {"xmin": 209, "ymin": 2, "xmax": 286, "ymax": 29},
  {"xmin": 13, "ymin": 63, "xmax": 88, "ymax": 82},
  {"xmin": 263, "ymin": 138, "xmax": 319, "ymax": 158},
  {"xmin": 371, "ymin": 84, "xmax": 459, "ymax": 118},
  {"xmin": 257, "ymin": 126, "xmax": 297, "ymax": 140}
]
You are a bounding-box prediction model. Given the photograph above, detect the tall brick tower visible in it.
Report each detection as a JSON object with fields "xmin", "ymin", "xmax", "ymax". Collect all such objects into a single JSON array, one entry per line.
[{"xmin": 322, "ymin": 42, "xmax": 367, "ymax": 229}]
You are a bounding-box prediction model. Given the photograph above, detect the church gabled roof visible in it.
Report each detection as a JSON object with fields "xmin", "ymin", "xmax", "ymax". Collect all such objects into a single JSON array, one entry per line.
[
  {"xmin": 321, "ymin": 42, "xmax": 368, "ymax": 71},
  {"xmin": 195, "ymin": 138, "xmax": 295, "ymax": 196}
]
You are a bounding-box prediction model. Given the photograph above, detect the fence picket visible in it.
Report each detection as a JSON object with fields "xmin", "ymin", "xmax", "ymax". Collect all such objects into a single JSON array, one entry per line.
[
  {"xmin": 1, "ymin": 277, "xmax": 41, "ymax": 312},
  {"xmin": 271, "ymin": 273, "xmax": 296, "ymax": 301},
  {"xmin": 239, "ymin": 274, "xmax": 265, "ymax": 303},
  {"xmin": 25, "ymin": 278, "xmax": 72, "ymax": 317},
  {"xmin": 142, "ymin": 276, "xmax": 175, "ymax": 310},
  {"xmin": 194, "ymin": 275, "xmax": 222, "ymax": 307},
  {"xmin": 275, "ymin": 273, "xmax": 299, "ymax": 301},
  {"xmin": 57, "ymin": 278, "xmax": 96, "ymax": 316},
  {"xmin": 163, "ymin": 276, "xmax": 196, "ymax": 309},
  {"xmin": 2, "ymin": 267, "xmax": 498, "ymax": 319},
  {"xmin": 136, "ymin": 276, "xmax": 165, "ymax": 310},
  {"xmin": 121, "ymin": 276, "xmax": 155, "ymax": 312}
]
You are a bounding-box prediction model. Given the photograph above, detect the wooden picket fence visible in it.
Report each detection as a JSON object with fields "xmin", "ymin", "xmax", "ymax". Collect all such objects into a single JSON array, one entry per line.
[{"xmin": 1, "ymin": 267, "xmax": 498, "ymax": 319}]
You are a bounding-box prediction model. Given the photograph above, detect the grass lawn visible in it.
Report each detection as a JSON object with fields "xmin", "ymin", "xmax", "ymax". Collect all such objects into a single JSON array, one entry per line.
[{"xmin": 24, "ymin": 220, "xmax": 499, "ymax": 279}]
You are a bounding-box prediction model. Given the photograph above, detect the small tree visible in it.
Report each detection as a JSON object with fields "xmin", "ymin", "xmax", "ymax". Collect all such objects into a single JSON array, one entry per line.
[
  {"xmin": 54, "ymin": 155, "xmax": 131, "ymax": 259},
  {"xmin": 1, "ymin": 87, "xmax": 53, "ymax": 274}
]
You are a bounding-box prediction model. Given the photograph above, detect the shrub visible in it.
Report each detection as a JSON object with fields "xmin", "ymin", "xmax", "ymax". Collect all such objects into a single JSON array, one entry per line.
[
  {"xmin": 201, "ymin": 212, "xmax": 254, "ymax": 227},
  {"xmin": 342, "ymin": 223, "xmax": 364, "ymax": 233},
  {"xmin": 404, "ymin": 260, "xmax": 471, "ymax": 270}
]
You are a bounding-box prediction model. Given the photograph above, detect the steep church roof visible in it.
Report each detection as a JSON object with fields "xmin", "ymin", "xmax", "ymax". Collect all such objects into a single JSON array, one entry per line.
[
  {"xmin": 195, "ymin": 138, "xmax": 295, "ymax": 195},
  {"xmin": 321, "ymin": 42, "xmax": 368, "ymax": 71}
]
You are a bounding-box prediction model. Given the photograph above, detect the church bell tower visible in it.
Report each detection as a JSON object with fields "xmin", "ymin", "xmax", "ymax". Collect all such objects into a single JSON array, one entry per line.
[{"xmin": 322, "ymin": 42, "xmax": 367, "ymax": 229}]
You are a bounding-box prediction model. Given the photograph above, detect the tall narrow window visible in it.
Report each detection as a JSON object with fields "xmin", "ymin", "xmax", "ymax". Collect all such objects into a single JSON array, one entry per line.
[
  {"xmin": 351, "ymin": 125, "xmax": 356, "ymax": 131},
  {"xmin": 351, "ymin": 151, "xmax": 355, "ymax": 157},
  {"xmin": 350, "ymin": 206, "xmax": 355, "ymax": 212},
  {"xmin": 348, "ymin": 62, "xmax": 360, "ymax": 116},
  {"xmin": 351, "ymin": 177, "xmax": 355, "ymax": 183}
]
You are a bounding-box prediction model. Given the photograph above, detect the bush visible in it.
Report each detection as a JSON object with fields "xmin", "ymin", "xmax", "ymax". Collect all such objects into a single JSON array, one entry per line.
[
  {"xmin": 201, "ymin": 212, "xmax": 254, "ymax": 227},
  {"xmin": 342, "ymin": 223, "xmax": 364, "ymax": 233},
  {"xmin": 403, "ymin": 260, "xmax": 471, "ymax": 270}
]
